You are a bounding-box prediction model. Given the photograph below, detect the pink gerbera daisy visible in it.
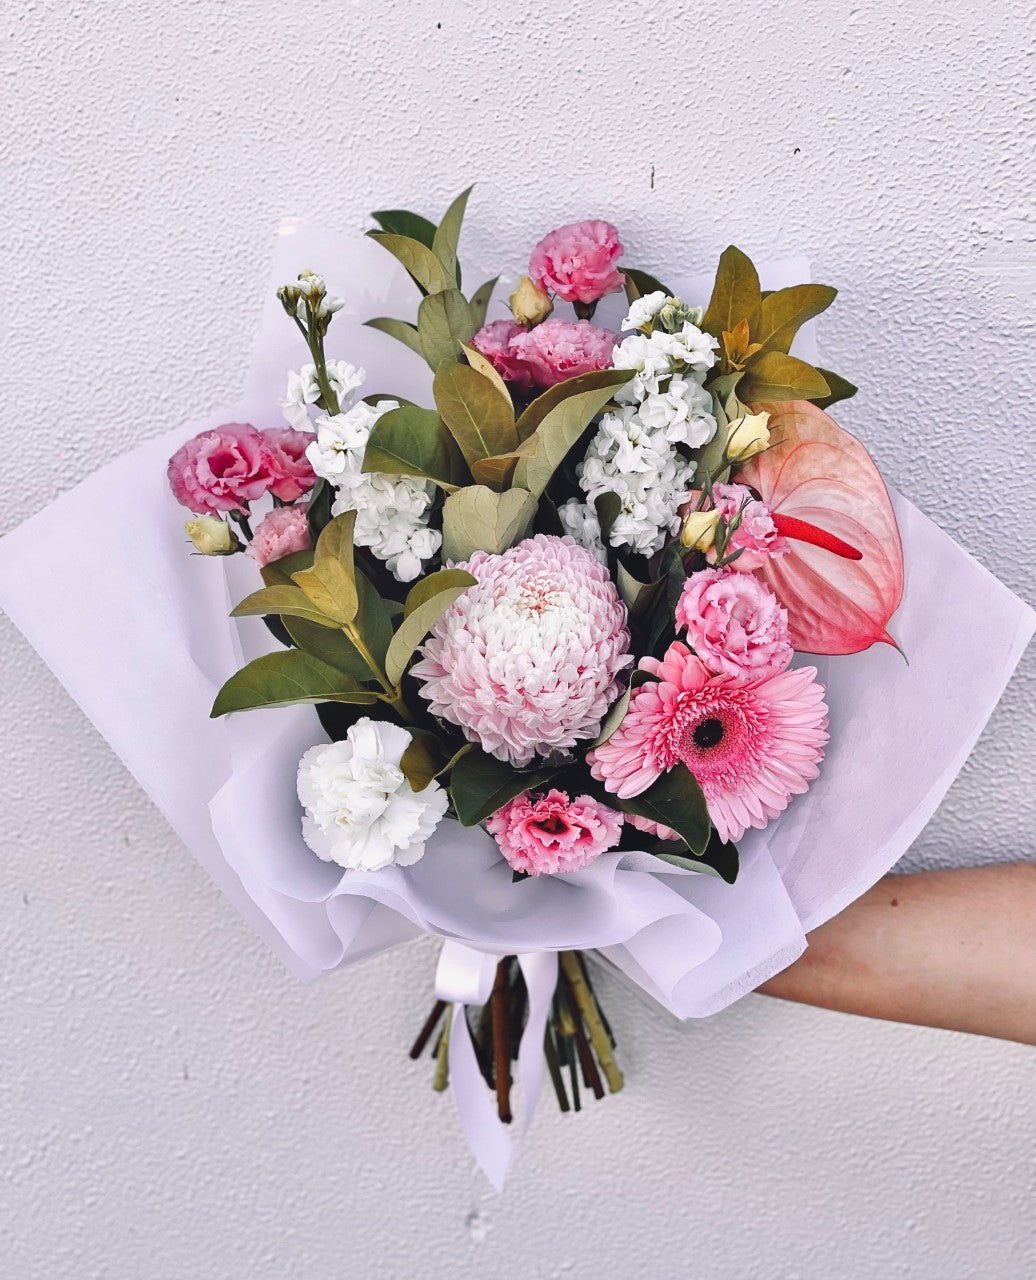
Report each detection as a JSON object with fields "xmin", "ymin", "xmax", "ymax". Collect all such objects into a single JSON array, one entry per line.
[{"xmin": 588, "ymin": 641, "xmax": 829, "ymax": 844}]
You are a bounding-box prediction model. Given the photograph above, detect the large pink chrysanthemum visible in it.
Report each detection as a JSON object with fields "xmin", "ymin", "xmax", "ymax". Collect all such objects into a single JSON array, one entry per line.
[
  {"xmin": 588, "ymin": 641, "xmax": 828, "ymax": 844},
  {"xmin": 411, "ymin": 535, "xmax": 632, "ymax": 767}
]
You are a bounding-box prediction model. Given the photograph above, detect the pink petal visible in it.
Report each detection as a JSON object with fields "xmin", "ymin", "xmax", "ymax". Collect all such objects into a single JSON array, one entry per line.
[{"xmin": 737, "ymin": 400, "xmax": 904, "ymax": 655}]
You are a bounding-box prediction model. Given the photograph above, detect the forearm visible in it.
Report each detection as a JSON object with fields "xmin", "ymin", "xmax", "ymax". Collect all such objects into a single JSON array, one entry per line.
[{"xmin": 757, "ymin": 864, "xmax": 1036, "ymax": 1046}]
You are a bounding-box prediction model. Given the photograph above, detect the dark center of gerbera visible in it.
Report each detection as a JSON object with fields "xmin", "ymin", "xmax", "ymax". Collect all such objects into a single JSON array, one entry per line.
[{"xmin": 692, "ymin": 717, "xmax": 725, "ymax": 749}]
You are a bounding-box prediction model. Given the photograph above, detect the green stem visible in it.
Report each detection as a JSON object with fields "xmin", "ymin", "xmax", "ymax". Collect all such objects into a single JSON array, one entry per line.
[{"xmin": 293, "ymin": 307, "xmax": 341, "ymax": 417}]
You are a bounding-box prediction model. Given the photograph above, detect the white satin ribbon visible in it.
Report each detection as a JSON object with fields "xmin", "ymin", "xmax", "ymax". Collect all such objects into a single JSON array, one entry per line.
[{"xmin": 434, "ymin": 940, "xmax": 558, "ymax": 1190}]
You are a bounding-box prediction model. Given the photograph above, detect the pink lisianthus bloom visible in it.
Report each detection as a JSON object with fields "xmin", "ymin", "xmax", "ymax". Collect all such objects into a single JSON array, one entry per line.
[
  {"xmin": 245, "ymin": 505, "xmax": 311, "ymax": 568},
  {"xmin": 529, "ymin": 220, "xmax": 625, "ymax": 305},
  {"xmin": 167, "ymin": 423, "xmax": 272, "ymax": 515},
  {"xmin": 412, "ymin": 534, "xmax": 632, "ymax": 767},
  {"xmin": 675, "ymin": 567, "xmax": 793, "ymax": 681},
  {"xmin": 683, "ymin": 482, "xmax": 790, "ymax": 572},
  {"xmin": 486, "ymin": 789, "xmax": 623, "ymax": 876},
  {"xmin": 262, "ymin": 427, "xmax": 317, "ymax": 502},
  {"xmin": 588, "ymin": 641, "xmax": 828, "ymax": 844},
  {"xmin": 470, "ymin": 319, "xmax": 539, "ymax": 392},
  {"xmin": 507, "ymin": 318, "xmax": 619, "ymax": 388}
]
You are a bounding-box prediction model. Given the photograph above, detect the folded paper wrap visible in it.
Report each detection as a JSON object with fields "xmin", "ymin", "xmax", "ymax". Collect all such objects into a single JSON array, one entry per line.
[{"xmin": 1, "ymin": 225, "xmax": 1032, "ymax": 1185}]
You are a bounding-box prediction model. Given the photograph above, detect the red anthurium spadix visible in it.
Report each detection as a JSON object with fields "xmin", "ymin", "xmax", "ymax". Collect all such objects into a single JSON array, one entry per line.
[{"xmin": 736, "ymin": 400, "xmax": 904, "ymax": 655}]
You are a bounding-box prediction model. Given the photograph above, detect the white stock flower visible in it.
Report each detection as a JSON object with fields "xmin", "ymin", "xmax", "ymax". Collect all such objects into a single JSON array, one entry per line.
[
  {"xmin": 297, "ymin": 721, "xmax": 449, "ymax": 872},
  {"xmin": 622, "ymin": 290, "xmax": 668, "ymax": 332},
  {"xmin": 557, "ymin": 498, "xmax": 608, "ymax": 564},
  {"xmin": 611, "ymin": 333, "xmax": 673, "ymax": 401},
  {"xmin": 634, "ymin": 375, "xmax": 717, "ymax": 447},
  {"xmin": 656, "ymin": 321, "xmax": 719, "ymax": 372},
  {"xmin": 280, "ymin": 360, "xmax": 365, "ymax": 431},
  {"xmin": 334, "ymin": 474, "xmax": 442, "ymax": 583}
]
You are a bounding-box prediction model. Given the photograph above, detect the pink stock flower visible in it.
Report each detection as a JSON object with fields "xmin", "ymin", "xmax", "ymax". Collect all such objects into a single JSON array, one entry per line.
[
  {"xmin": 486, "ymin": 789, "xmax": 623, "ymax": 875},
  {"xmin": 675, "ymin": 567, "xmax": 793, "ymax": 681},
  {"xmin": 588, "ymin": 641, "xmax": 828, "ymax": 844},
  {"xmin": 529, "ymin": 220, "xmax": 625, "ymax": 305},
  {"xmin": 245, "ymin": 505, "xmax": 311, "ymax": 568},
  {"xmin": 688, "ymin": 482, "xmax": 790, "ymax": 572},
  {"xmin": 507, "ymin": 318, "xmax": 619, "ymax": 387},
  {"xmin": 470, "ymin": 319, "xmax": 539, "ymax": 391},
  {"xmin": 167, "ymin": 423, "xmax": 272, "ymax": 515},
  {"xmin": 411, "ymin": 534, "xmax": 632, "ymax": 767},
  {"xmin": 262, "ymin": 427, "xmax": 317, "ymax": 502}
]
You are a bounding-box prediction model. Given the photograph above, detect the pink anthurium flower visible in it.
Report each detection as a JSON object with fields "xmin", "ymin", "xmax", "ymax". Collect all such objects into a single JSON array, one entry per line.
[{"xmin": 736, "ymin": 400, "xmax": 904, "ymax": 655}]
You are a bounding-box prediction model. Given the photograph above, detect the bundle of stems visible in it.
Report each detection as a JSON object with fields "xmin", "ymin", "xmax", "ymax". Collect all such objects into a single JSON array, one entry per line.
[{"xmin": 409, "ymin": 950, "xmax": 623, "ymax": 1119}]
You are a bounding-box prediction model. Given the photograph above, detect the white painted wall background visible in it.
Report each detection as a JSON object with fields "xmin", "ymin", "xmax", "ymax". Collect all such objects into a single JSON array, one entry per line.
[{"xmin": 1, "ymin": 1, "xmax": 1034, "ymax": 1276}]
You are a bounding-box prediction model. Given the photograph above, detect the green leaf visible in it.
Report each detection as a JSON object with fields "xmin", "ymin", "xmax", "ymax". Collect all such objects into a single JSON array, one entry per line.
[
  {"xmin": 315, "ymin": 508, "xmax": 357, "ymax": 570},
  {"xmin": 755, "ymin": 284, "xmax": 837, "ymax": 354},
  {"xmin": 468, "ymin": 277, "xmax": 498, "ymax": 329},
  {"xmin": 431, "ymin": 186, "xmax": 472, "ymax": 287},
  {"xmin": 306, "ymin": 476, "xmax": 333, "ymax": 542},
  {"xmin": 615, "ymin": 763, "xmax": 712, "ymax": 855},
  {"xmin": 591, "ymin": 669, "xmax": 654, "ymax": 748},
  {"xmin": 739, "ymin": 351, "xmax": 830, "ymax": 403},
  {"xmin": 363, "ymin": 404, "xmax": 469, "ymax": 490},
  {"xmin": 616, "ymin": 561, "xmax": 660, "ymax": 618},
  {"xmin": 594, "ymin": 491, "xmax": 621, "ymax": 543},
  {"xmin": 364, "ymin": 316, "xmax": 423, "ymax": 357},
  {"xmin": 370, "ymin": 209, "xmax": 437, "ymax": 247},
  {"xmin": 353, "ymin": 570, "xmax": 393, "ymax": 669},
  {"xmin": 399, "ymin": 732, "xmax": 445, "ymax": 792},
  {"xmin": 433, "ymin": 361, "xmax": 520, "ymax": 467},
  {"xmin": 211, "ymin": 649, "xmax": 377, "ymax": 717},
  {"xmin": 403, "ymin": 567, "xmax": 477, "ymax": 618},
  {"xmin": 441, "ymin": 485, "xmax": 537, "ymax": 561},
  {"xmin": 701, "ymin": 246, "xmax": 762, "ymax": 340},
  {"xmin": 623, "ymin": 267, "xmax": 672, "ymax": 303},
  {"xmin": 231, "ymin": 584, "xmax": 338, "ymax": 629},
  {"xmin": 514, "ymin": 367, "xmax": 631, "ymax": 442},
  {"xmin": 260, "ymin": 548, "xmax": 315, "ymax": 587},
  {"xmin": 449, "ymin": 749, "xmax": 558, "ymax": 826},
  {"xmin": 417, "ymin": 288, "xmax": 476, "ymax": 370},
  {"xmin": 653, "ymin": 831, "xmax": 739, "ymax": 883},
  {"xmin": 812, "ymin": 367, "xmax": 858, "ymax": 409},
  {"xmin": 385, "ymin": 578, "xmax": 474, "ymax": 685},
  {"xmin": 282, "ymin": 615, "xmax": 373, "ymax": 681},
  {"xmin": 367, "ymin": 231, "xmax": 452, "ymax": 295},
  {"xmin": 511, "ymin": 370, "xmax": 634, "ymax": 498}
]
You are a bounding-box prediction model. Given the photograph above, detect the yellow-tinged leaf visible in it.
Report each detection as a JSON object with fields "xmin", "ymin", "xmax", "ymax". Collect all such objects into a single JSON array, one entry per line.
[
  {"xmin": 291, "ymin": 560, "xmax": 358, "ymax": 626},
  {"xmin": 431, "ymin": 186, "xmax": 472, "ymax": 287},
  {"xmin": 399, "ymin": 734, "xmax": 444, "ymax": 792},
  {"xmin": 755, "ymin": 284, "xmax": 837, "ymax": 354},
  {"xmin": 460, "ymin": 342, "xmax": 512, "ymax": 404},
  {"xmin": 441, "ymin": 486, "xmax": 537, "ymax": 561},
  {"xmin": 739, "ymin": 351, "xmax": 830, "ymax": 403},
  {"xmin": 417, "ymin": 288, "xmax": 475, "ymax": 370},
  {"xmin": 433, "ymin": 361, "xmax": 519, "ymax": 467},
  {"xmin": 211, "ymin": 649, "xmax": 376, "ymax": 718},
  {"xmin": 701, "ymin": 246, "xmax": 762, "ymax": 340},
  {"xmin": 230, "ymin": 584, "xmax": 338, "ymax": 629},
  {"xmin": 470, "ymin": 453, "xmax": 519, "ymax": 490},
  {"xmin": 363, "ymin": 404, "xmax": 469, "ymax": 490},
  {"xmin": 403, "ymin": 568, "xmax": 476, "ymax": 618},
  {"xmin": 367, "ymin": 232, "xmax": 452, "ymax": 294},
  {"xmin": 385, "ymin": 580, "xmax": 473, "ymax": 685}
]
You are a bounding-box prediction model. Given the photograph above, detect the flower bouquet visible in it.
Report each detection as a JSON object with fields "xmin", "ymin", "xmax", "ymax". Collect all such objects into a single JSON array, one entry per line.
[{"xmin": 1, "ymin": 192, "xmax": 1032, "ymax": 1187}]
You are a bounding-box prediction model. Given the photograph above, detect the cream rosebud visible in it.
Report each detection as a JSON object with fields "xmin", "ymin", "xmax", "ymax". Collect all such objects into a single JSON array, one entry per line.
[
  {"xmin": 509, "ymin": 274, "xmax": 554, "ymax": 327},
  {"xmin": 184, "ymin": 515, "xmax": 240, "ymax": 556},
  {"xmin": 679, "ymin": 506, "xmax": 723, "ymax": 552},
  {"xmin": 725, "ymin": 410, "xmax": 771, "ymax": 463}
]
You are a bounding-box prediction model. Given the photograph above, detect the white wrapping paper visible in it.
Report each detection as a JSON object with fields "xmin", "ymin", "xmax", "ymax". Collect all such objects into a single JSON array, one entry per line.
[{"xmin": 0, "ymin": 224, "xmax": 1032, "ymax": 1184}]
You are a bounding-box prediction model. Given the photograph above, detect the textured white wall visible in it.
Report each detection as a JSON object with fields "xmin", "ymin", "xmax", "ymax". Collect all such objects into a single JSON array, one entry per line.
[{"xmin": 2, "ymin": 1, "xmax": 1034, "ymax": 1276}]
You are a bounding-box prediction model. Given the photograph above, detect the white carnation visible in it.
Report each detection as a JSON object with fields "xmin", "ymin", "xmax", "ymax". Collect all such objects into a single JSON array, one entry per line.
[
  {"xmin": 297, "ymin": 720, "xmax": 448, "ymax": 872},
  {"xmin": 280, "ymin": 360, "xmax": 365, "ymax": 430},
  {"xmin": 622, "ymin": 290, "xmax": 668, "ymax": 332}
]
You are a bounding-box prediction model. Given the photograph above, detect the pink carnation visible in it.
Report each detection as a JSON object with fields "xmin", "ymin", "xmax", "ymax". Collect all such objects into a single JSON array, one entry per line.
[
  {"xmin": 675, "ymin": 567, "xmax": 793, "ymax": 680},
  {"xmin": 411, "ymin": 534, "xmax": 632, "ymax": 767},
  {"xmin": 167, "ymin": 423, "xmax": 272, "ymax": 515},
  {"xmin": 529, "ymin": 220, "xmax": 625, "ymax": 305},
  {"xmin": 262, "ymin": 427, "xmax": 317, "ymax": 502},
  {"xmin": 245, "ymin": 505, "xmax": 312, "ymax": 568},
  {"xmin": 588, "ymin": 641, "xmax": 828, "ymax": 845},
  {"xmin": 486, "ymin": 789, "xmax": 623, "ymax": 875},
  {"xmin": 470, "ymin": 319, "xmax": 539, "ymax": 392},
  {"xmin": 507, "ymin": 318, "xmax": 619, "ymax": 388},
  {"xmin": 684, "ymin": 483, "xmax": 790, "ymax": 572}
]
